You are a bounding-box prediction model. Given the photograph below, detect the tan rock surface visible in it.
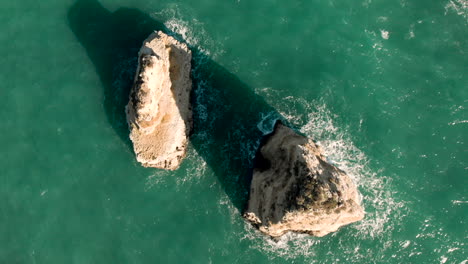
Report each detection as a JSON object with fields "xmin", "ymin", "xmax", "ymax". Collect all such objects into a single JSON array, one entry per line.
[
  {"xmin": 126, "ymin": 31, "xmax": 192, "ymax": 170},
  {"xmin": 244, "ymin": 121, "xmax": 364, "ymax": 237}
]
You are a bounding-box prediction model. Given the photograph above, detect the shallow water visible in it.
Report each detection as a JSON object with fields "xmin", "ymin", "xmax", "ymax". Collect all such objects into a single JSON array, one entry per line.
[{"xmin": 1, "ymin": 0, "xmax": 466, "ymax": 263}]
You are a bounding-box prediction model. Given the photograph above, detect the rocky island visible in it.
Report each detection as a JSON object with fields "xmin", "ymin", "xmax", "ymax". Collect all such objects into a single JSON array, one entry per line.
[
  {"xmin": 244, "ymin": 121, "xmax": 364, "ymax": 237},
  {"xmin": 126, "ymin": 31, "xmax": 363, "ymax": 236},
  {"xmin": 126, "ymin": 31, "xmax": 192, "ymax": 170}
]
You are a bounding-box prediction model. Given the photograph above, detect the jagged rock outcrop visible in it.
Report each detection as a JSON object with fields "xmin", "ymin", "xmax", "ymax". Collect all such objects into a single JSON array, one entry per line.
[
  {"xmin": 126, "ymin": 31, "xmax": 192, "ymax": 170},
  {"xmin": 244, "ymin": 121, "xmax": 364, "ymax": 237}
]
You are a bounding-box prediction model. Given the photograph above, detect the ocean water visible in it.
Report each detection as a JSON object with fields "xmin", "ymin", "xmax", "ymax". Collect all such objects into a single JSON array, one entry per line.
[{"xmin": 1, "ymin": 0, "xmax": 466, "ymax": 263}]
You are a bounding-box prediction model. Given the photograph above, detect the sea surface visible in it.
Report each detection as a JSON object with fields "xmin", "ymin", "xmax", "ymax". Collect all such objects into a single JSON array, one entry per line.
[{"xmin": 1, "ymin": 0, "xmax": 467, "ymax": 263}]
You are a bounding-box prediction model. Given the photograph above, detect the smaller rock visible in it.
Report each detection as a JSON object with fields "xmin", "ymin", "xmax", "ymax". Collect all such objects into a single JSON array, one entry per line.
[
  {"xmin": 126, "ymin": 31, "xmax": 192, "ymax": 170},
  {"xmin": 244, "ymin": 121, "xmax": 364, "ymax": 237}
]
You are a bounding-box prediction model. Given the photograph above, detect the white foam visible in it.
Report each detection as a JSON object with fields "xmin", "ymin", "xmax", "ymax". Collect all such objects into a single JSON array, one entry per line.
[
  {"xmin": 448, "ymin": 120, "xmax": 468, "ymax": 125},
  {"xmin": 144, "ymin": 145, "xmax": 209, "ymax": 190},
  {"xmin": 377, "ymin": 16, "xmax": 388, "ymax": 22},
  {"xmin": 380, "ymin": 29, "xmax": 390, "ymax": 39},
  {"xmin": 145, "ymin": 170, "xmax": 170, "ymax": 190},
  {"xmin": 441, "ymin": 256, "xmax": 448, "ymax": 264},
  {"xmin": 445, "ymin": 0, "xmax": 468, "ymax": 20},
  {"xmin": 407, "ymin": 24, "xmax": 416, "ymax": 39},
  {"xmin": 401, "ymin": 240, "xmax": 411, "ymax": 248},
  {"xmin": 165, "ymin": 18, "xmax": 203, "ymax": 50},
  {"xmin": 152, "ymin": 5, "xmax": 223, "ymax": 58}
]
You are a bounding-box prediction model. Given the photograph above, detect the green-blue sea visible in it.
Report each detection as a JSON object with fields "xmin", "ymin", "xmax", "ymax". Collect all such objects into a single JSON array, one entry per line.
[{"xmin": 1, "ymin": 0, "xmax": 467, "ymax": 263}]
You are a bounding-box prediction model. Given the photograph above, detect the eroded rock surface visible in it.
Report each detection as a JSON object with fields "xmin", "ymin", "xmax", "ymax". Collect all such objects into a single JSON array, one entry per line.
[
  {"xmin": 126, "ymin": 31, "xmax": 192, "ymax": 170},
  {"xmin": 244, "ymin": 121, "xmax": 364, "ymax": 237}
]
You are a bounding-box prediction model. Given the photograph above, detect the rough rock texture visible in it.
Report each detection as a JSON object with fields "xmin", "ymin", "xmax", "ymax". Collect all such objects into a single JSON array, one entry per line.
[
  {"xmin": 244, "ymin": 121, "xmax": 364, "ymax": 237},
  {"xmin": 126, "ymin": 31, "xmax": 192, "ymax": 170}
]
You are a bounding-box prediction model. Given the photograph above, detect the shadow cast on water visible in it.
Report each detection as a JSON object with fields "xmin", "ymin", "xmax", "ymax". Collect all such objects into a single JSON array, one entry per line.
[{"xmin": 68, "ymin": 0, "xmax": 286, "ymax": 212}]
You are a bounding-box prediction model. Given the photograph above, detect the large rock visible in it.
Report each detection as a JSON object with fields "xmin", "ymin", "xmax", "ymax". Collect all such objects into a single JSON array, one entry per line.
[
  {"xmin": 126, "ymin": 31, "xmax": 192, "ymax": 170},
  {"xmin": 244, "ymin": 121, "xmax": 364, "ymax": 237}
]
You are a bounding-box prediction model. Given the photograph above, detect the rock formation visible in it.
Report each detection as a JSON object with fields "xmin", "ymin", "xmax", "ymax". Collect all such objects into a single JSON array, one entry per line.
[
  {"xmin": 244, "ymin": 121, "xmax": 364, "ymax": 237},
  {"xmin": 126, "ymin": 31, "xmax": 192, "ymax": 170}
]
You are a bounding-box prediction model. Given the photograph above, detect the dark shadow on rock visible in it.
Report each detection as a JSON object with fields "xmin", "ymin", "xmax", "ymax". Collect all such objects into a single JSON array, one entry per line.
[{"xmin": 67, "ymin": 0, "xmax": 289, "ymax": 212}]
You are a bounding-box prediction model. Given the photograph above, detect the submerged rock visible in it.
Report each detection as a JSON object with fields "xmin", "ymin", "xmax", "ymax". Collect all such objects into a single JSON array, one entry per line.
[
  {"xmin": 244, "ymin": 121, "xmax": 364, "ymax": 237},
  {"xmin": 126, "ymin": 31, "xmax": 192, "ymax": 170}
]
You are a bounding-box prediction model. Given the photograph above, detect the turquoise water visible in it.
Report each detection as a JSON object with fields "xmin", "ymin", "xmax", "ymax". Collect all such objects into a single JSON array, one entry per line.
[{"xmin": 1, "ymin": 0, "xmax": 467, "ymax": 263}]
